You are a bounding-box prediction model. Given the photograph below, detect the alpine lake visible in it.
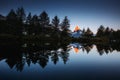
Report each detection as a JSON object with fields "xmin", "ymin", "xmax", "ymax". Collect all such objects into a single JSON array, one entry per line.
[{"xmin": 0, "ymin": 41, "xmax": 120, "ymax": 80}]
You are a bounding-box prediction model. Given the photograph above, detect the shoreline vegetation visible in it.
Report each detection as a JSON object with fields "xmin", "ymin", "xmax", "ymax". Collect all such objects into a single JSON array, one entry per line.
[{"xmin": 0, "ymin": 7, "xmax": 120, "ymax": 44}]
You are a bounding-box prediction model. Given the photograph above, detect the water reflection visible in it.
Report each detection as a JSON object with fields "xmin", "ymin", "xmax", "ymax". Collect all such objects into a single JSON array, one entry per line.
[
  {"xmin": 96, "ymin": 43, "xmax": 120, "ymax": 55},
  {"xmin": 0, "ymin": 41, "xmax": 120, "ymax": 72}
]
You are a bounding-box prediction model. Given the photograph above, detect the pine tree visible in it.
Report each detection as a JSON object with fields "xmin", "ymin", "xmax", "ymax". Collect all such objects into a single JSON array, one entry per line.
[
  {"xmin": 16, "ymin": 7, "xmax": 26, "ymax": 23},
  {"xmin": 61, "ymin": 16, "xmax": 70, "ymax": 31},
  {"xmin": 6, "ymin": 9, "xmax": 22, "ymax": 35},
  {"xmin": 84, "ymin": 28, "xmax": 93, "ymax": 37},
  {"xmin": 26, "ymin": 12, "xmax": 32, "ymax": 25},
  {"xmin": 31, "ymin": 15, "xmax": 39, "ymax": 25},
  {"xmin": 39, "ymin": 11, "xmax": 50, "ymax": 27},
  {"xmin": 96, "ymin": 25, "xmax": 105, "ymax": 37},
  {"xmin": 6, "ymin": 9, "xmax": 17, "ymax": 22},
  {"xmin": 104, "ymin": 27, "xmax": 110, "ymax": 37},
  {"xmin": 52, "ymin": 16, "xmax": 60, "ymax": 28}
]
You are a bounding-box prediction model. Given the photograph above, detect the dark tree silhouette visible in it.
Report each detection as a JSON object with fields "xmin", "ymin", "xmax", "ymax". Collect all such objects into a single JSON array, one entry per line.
[
  {"xmin": 84, "ymin": 28, "xmax": 93, "ymax": 37},
  {"xmin": 96, "ymin": 25, "xmax": 105, "ymax": 37},
  {"xmin": 26, "ymin": 12, "xmax": 32, "ymax": 25},
  {"xmin": 16, "ymin": 7, "xmax": 26, "ymax": 23},
  {"xmin": 6, "ymin": 9, "xmax": 17, "ymax": 22},
  {"xmin": 31, "ymin": 15, "xmax": 39, "ymax": 25},
  {"xmin": 52, "ymin": 16, "xmax": 60, "ymax": 28},
  {"xmin": 61, "ymin": 16, "xmax": 70, "ymax": 31},
  {"xmin": 51, "ymin": 53, "xmax": 59, "ymax": 65},
  {"xmin": 81, "ymin": 28, "xmax": 86, "ymax": 37},
  {"xmin": 26, "ymin": 14, "xmax": 41, "ymax": 35},
  {"xmin": 104, "ymin": 27, "xmax": 110, "ymax": 37},
  {"xmin": 112, "ymin": 30, "xmax": 120, "ymax": 41},
  {"xmin": 25, "ymin": 12, "xmax": 32, "ymax": 35},
  {"xmin": 16, "ymin": 59, "xmax": 25, "ymax": 72},
  {"xmin": 61, "ymin": 53, "xmax": 69, "ymax": 64},
  {"xmin": 31, "ymin": 14, "xmax": 41, "ymax": 34},
  {"xmin": 38, "ymin": 54, "xmax": 49, "ymax": 68},
  {"xmin": 82, "ymin": 28, "xmax": 85, "ymax": 34},
  {"xmin": 6, "ymin": 9, "xmax": 22, "ymax": 35},
  {"xmin": 39, "ymin": 11, "xmax": 50, "ymax": 27},
  {"xmin": 60, "ymin": 16, "xmax": 70, "ymax": 38}
]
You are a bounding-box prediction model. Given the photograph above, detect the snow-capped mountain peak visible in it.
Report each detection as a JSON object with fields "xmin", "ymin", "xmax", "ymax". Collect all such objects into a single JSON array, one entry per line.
[{"xmin": 70, "ymin": 26, "xmax": 83, "ymax": 38}]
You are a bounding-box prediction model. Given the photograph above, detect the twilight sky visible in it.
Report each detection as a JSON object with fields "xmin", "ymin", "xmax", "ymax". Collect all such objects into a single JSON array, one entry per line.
[{"xmin": 0, "ymin": 0, "xmax": 120, "ymax": 33}]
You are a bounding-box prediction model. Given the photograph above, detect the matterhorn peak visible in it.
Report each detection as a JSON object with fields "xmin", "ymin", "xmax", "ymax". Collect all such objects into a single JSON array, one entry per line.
[
  {"xmin": 74, "ymin": 26, "xmax": 80, "ymax": 32},
  {"xmin": 70, "ymin": 26, "xmax": 83, "ymax": 38}
]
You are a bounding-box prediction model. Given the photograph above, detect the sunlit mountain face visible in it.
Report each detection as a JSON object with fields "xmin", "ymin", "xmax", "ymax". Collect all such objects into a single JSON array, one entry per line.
[{"xmin": 74, "ymin": 26, "xmax": 80, "ymax": 32}]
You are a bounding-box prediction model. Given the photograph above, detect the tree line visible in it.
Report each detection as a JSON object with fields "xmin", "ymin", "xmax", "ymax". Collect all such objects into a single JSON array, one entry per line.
[
  {"xmin": 0, "ymin": 7, "xmax": 120, "ymax": 42},
  {"xmin": 80, "ymin": 25, "xmax": 120, "ymax": 42},
  {"xmin": 0, "ymin": 7, "xmax": 70, "ymax": 36},
  {"xmin": 96, "ymin": 25, "xmax": 120, "ymax": 42}
]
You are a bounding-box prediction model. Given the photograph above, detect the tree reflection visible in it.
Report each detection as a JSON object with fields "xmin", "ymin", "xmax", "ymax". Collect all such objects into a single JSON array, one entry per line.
[
  {"xmin": 82, "ymin": 44, "xmax": 93, "ymax": 53},
  {"xmin": 96, "ymin": 42, "xmax": 120, "ymax": 55},
  {"xmin": 0, "ymin": 41, "xmax": 120, "ymax": 71},
  {"xmin": 51, "ymin": 52, "xmax": 59, "ymax": 65}
]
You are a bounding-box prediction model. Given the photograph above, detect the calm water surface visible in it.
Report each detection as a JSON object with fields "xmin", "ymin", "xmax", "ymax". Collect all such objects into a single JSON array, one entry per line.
[{"xmin": 0, "ymin": 42, "xmax": 120, "ymax": 80}]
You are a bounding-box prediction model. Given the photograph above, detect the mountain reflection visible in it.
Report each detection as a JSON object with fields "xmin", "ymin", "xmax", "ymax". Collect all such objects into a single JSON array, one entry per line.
[{"xmin": 0, "ymin": 41, "xmax": 120, "ymax": 71}]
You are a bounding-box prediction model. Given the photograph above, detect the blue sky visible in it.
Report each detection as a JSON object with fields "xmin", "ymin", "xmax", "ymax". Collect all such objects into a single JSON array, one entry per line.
[{"xmin": 0, "ymin": 0, "xmax": 120, "ymax": 33}]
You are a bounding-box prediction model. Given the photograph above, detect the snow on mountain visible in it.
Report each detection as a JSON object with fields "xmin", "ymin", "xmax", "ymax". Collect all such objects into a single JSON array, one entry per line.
[{"xmin": 71, "ymin": 30, "xmax": 83, "ymax": 38}]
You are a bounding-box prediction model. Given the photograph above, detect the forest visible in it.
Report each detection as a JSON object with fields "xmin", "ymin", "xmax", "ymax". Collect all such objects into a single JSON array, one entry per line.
[{"xmin": 0, "ymin": 7, "xmax": 120, "ymax": 43}]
